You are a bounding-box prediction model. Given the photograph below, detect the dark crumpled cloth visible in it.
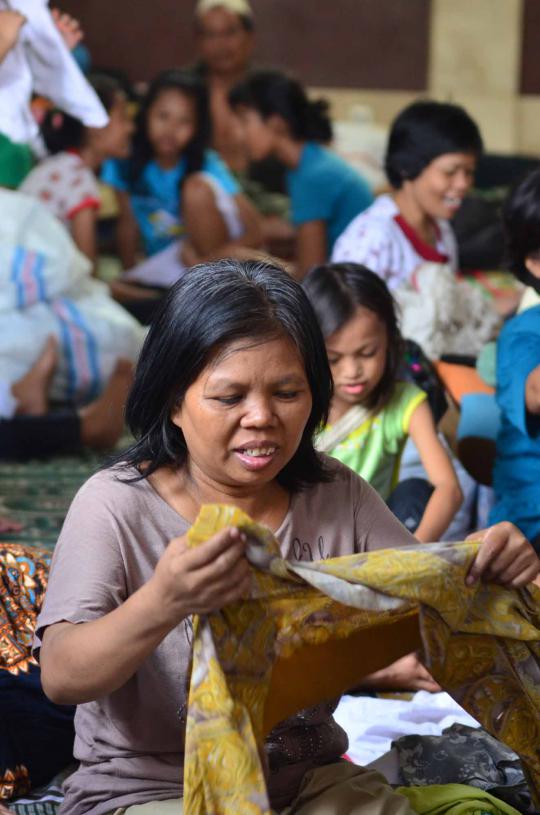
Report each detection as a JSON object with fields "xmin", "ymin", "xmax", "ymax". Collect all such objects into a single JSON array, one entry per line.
[{"xmin": 393, "ymin": 723, "xmax": 535, "ymax": 814}]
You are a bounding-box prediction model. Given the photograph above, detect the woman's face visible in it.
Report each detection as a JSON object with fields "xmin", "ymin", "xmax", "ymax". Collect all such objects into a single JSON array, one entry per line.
[
  {"xmin": 404, "ymin": 151, "xmax": 476, "ymax": 220},
  {"xmin": 147, "ymin": 89, "xmax": 197, "ymax": 163},
  {"xmin": 171, "ymin": 335, "xmax": 313, "ymax": 491}
]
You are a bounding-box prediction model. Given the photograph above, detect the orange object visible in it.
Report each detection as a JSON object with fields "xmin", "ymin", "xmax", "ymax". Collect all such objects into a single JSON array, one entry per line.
[{"xmin": 434, "ymin": 361, "xmax": 494, "ymax": 404}]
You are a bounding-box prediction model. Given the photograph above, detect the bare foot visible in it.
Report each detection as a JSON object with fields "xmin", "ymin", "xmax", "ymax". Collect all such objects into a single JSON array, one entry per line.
[
  {"xmin": 11, "ymin": 336, "xmax": 58, "ymax": 416},
  {"xmin": 79, "ymin": 359, "xmax": 133, "ymax": 450}
]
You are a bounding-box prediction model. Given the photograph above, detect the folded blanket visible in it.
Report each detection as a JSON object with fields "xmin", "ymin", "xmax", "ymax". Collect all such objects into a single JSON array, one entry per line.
[{"xmin": 184, "ymin": 505, "xmax": 540, "ymax": 815}]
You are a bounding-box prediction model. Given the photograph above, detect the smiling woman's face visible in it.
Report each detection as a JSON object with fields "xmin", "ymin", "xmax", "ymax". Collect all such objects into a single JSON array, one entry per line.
[
  {"xmin": 404, "ymin": 151, "xmax": 477, "ymax": 220},
  {"xmin": 170, "ymin": 335, "xmax": 313, "ymax": 490}
]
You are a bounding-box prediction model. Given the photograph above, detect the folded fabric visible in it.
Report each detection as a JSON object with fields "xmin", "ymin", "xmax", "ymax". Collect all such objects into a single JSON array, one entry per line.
[
  {"xmin": 0, "ymin": 544, "xmax": 75, "ymax": 801},
  {"xmin": 0, "ymin": 543, "xmax": 50, "ymax": 675},
  {"xmin": 394, "ymin": 723, "xmax": 532, "ymax": 813},
  {"xmin": 183, "ymin": 505, "xmax": 540, "ymax": 815},
  {"xmin": 396, "ymin": 783, "xmax": 522, "ymax": 815}
]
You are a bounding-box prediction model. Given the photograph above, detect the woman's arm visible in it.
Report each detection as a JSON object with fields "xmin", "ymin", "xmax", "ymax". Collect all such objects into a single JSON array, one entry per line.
[
  {"xmin": 295, "ymin": 220, "xmax": 327, "ymax": 279},
  {"xmin": 115, "ymin": 190, "xmax": 140, "ymax": 269},
  {"xmin": 408, "ymin": 399, "xmax": 463, "ymax": 542},
  {"xmin": 40, "ymin": 527, "xmax": 251, "ymax": 705},
  {"xmin": 70, "ymin": 206, "xmax": 98, "ymax": 270}
]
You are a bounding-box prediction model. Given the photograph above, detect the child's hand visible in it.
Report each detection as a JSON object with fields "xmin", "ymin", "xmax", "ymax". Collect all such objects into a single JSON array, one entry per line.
[
  {"xmin": 148, "ymin": 526, "xmax": 252, "ymax": 625},
  {"xmin": 51, "ymin": 8, "xmax": 83, "ymax": 51},
  {"xmin": 0, "ymin": 9, "xmax": 26, "ymax": 55},
  {"xmin": 465, "ymin": 522, "xmax": 540, "ymax": 588}
]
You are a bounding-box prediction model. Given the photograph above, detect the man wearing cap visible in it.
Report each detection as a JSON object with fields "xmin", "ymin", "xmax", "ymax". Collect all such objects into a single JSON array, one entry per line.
[{"xmin": 192, "ymin": 0, "xmax": 289, "ymax": 230}]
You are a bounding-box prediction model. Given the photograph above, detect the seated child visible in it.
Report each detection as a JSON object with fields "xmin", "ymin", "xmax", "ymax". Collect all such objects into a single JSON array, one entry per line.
[
  {"xmin": 489, "ymin": 167, "xmax": 540, "ymax": 551},
  {"xmin": 101, "ymin": 69, "xmax": 262, "ymax": 287},
  {"xmin": 229, "ymin": 70, "xmax": 373, "ymax": 277},
  {"xmin": 303, "ymin": 262, "xmax": 462, "ymax": 541},
  {"xmin": 20, "ymin": 73, "xmax": 133, "ymax": 265}
]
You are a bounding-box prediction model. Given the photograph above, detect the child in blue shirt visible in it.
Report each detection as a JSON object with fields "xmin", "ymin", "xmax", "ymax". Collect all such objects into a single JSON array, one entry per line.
[
  {"xmin": 102, "ymin": 69, "xmax": 262, "ymax": 284},
  {"xmin": 229, "ymin": 70, "xmax": 373, "ymax": 277},
  {"xmin": 489, "ymin": 168, "xmax": 540, "ymax": 550}
]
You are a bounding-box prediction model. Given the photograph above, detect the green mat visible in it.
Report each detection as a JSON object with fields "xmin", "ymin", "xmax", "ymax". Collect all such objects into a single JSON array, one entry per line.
[{"xmin": 0, "ymin": 448, "xmax": 123, "ymax": 553}]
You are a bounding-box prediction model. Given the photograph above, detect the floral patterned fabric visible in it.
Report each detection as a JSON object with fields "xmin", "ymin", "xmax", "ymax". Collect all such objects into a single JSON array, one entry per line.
[
  {"xmin": 0, "ymin": 543, "xmax": 50, "ymax": 675},
  {"xmin": 183, "ymin": 505, "xmax": 540, "ymax": 815}
]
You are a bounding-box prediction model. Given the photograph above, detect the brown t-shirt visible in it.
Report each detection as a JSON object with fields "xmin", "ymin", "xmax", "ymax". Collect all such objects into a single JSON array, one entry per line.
[{"xmin": 35, "ymin": 456, "xmax": 415, "ymax": 815}]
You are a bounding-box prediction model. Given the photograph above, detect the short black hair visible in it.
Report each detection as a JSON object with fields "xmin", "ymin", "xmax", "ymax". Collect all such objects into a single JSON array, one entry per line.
[
  {"xmin": 41, "ymin": 73, "xmax": 124, "ymax": 155},
  {"xmin": 119, "ymin": 259, "xmax": 334, "ymax": 492},
  {"xmin": 502, "ymin": 166, "xmax": 540, "ymax": 293},
  {"xmin": 129, "ymin": 69, "xmax": 210, "ymax": 189},
  {"xmin": 229, "ymin": 69, "xmax": 332, "ymax": 144},
  {"xmin": 303, "ymin": 263, "xmax": 403, "ymax": 412},
  {"xmin": 385, "ymin": 100, "xmax": 483, "ymax": 189}
]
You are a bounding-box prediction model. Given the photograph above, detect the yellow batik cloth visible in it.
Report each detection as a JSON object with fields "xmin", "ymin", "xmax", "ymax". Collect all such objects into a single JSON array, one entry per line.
[{"xmin": 183, "ymin": 505, "xmax": 540, "ymax": 815}]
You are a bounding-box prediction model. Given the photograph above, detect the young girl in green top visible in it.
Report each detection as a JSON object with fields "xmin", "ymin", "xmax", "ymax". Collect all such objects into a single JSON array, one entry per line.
[{"xmin": 304, "ymin": 262, "xmax": 462, "ymax": 541}]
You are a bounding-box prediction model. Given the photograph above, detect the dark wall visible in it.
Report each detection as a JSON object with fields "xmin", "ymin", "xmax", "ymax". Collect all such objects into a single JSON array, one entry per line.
[
  {"xmin": 521, "ymin": 0, "xmax": 540, "ymax": 94},
  {"xmin": 60, "ymin": 0, "xmax": 431, "ymax": 90}
]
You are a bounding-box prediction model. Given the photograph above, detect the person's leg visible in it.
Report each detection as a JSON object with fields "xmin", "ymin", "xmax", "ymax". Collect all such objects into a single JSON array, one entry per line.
[
  {"xmin": 0, "ymin": 665, "xmax": 74, "ymax": 797},
  {"xmin": 9, "ymin": 337, "xmax": 57, "ymax": 417},
  {"xmin": 181, "ymin": 174, "xmax": 230, "ymax": 257},
  {"xmin": 116, "ymin": 799, "xmax": 183, "ymax": 815},
  {"xmin": 386, "ymin": 478, "xmax": 434, "ymax": 534},
  {"xmin": 0, "ymin": 360, "xmax": 133, "ymax": 460},
  {"xmin": 0, "ymin": 412, "xmax": 81, "ymax": 460},
  {"xmin": 280, "ymin": 761, "xmax": 416, "ymax": 815}
]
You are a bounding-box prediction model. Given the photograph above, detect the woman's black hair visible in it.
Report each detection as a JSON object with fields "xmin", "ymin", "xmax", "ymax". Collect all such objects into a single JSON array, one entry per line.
[
  {"xmin": 385, "ymin": 100, "xmax": 483, "ymax": 189},
  {"xmin": 502, "ymin": 167, "xmax": 540, "ymax": 293},
  {"xmin": 41, "ymin": 73, "xmax": 124, "ymax": 155},
  {"xmin": 118, "ymin": 259, "xmax": 333, "ymax": 492},
  {"xmin": 229, "ymin": 69, "xmax": 332, "ymax": 144},
  {"xmin": 302, "ymin": 263, "xmax": 403, "ymax": 412},
  {"xmin": 129, "ymin": 69, "xmax": 210, "ymax": 188}
]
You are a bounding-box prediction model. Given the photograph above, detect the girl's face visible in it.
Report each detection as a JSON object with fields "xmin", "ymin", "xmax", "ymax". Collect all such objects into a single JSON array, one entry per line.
[
  {"xmin": 234, "ymin": 106, "xmax": 277, "ymax": 162},
  {"xmin": 146, "ymin": 89, "xmax": 197, "ymax": 163},
  {"xmin": 326, "ymin": 306, "xmax": 388, "ymax": 408},
  {"xmin": 88, "ymin": 94, "xmax": 133, "ymax": 159},
  {"xmin": 403, "ymin": 151, "xmax": 476, "ymax": 221},
  {"xmin": 171, "ymin": 335, "xmax": 312, "ymax": 491}
]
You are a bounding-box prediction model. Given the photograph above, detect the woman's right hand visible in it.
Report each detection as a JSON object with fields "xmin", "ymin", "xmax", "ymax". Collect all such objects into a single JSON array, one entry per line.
[{"xmin": 149, "ymin": 526, "xmax": 253, "ymax": 625}]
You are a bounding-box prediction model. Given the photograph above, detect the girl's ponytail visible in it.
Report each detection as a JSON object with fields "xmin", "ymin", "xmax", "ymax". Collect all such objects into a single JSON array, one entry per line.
[
  {"xmin": 229, "ymin": 69, "xmax": 333, "ymax": 144},
  {"xmin": 304, "ymin": 98, "xmax": 332, "ymax": 144},
  {"xmin": 41, "ymin": 73, "xmax": 124, "ymax": 156},
  {"xmin": 41, "ymin": 109, "xmax": 85, "ymax": 155}
]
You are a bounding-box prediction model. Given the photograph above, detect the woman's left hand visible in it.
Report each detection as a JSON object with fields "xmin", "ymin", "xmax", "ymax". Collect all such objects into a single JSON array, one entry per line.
[{"xmin": 465, "ymin": 522, "xmax": 540, "ymax": 588}]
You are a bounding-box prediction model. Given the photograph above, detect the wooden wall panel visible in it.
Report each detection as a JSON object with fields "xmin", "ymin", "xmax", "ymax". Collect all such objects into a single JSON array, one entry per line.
[
  {"xmin": 60, "ymin": 0, "xmax": 430, "ymax": 90},
  {"xmin": 520, "ymin": 0, "xmax": 540, "ymax": 94}
]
